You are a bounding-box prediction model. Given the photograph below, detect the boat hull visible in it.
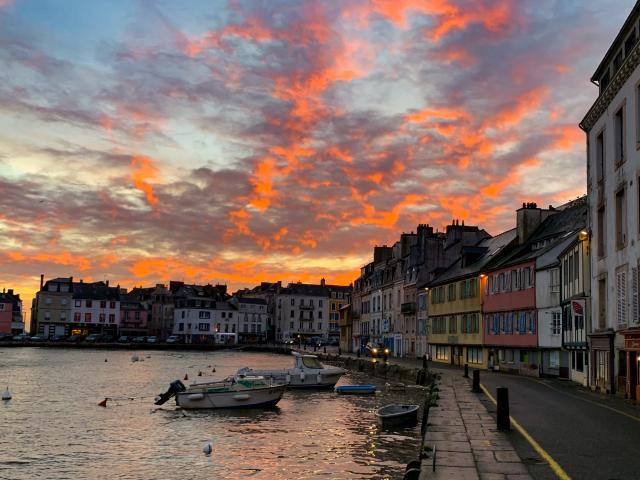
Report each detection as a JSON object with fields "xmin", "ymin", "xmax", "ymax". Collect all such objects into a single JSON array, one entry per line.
[
  {"xmin": 176, "ymin": 385, "xmax": 285, "ymax": 409},
  {"xmin": 335, "ymin": 385, "xmax": 377, "ymax": 395},
  {"xmin": 239, "ymin": 368, "xmax": 345, "ymax": 389},
  {"xmin": 376, "ymin": 404, "xmax": 419, "ymax": 427}
]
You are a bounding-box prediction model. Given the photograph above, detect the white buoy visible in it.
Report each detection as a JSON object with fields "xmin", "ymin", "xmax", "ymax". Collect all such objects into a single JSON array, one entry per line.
[
  {"xmin": 202, "ymin": 442, "xmax": 212, "ymax": 455},
  {"xmin": 2, "ymin": 386, "xmax": 11, "ymax": 401},
  {"xmin": 131, "ymin": 354, "xmax": 139, "ymax": 363}
]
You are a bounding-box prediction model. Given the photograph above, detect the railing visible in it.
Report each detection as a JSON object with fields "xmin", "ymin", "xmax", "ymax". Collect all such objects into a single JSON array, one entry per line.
[{"xmin": 299, "ymin": 305, "xmax": 315, "ymax": 310}]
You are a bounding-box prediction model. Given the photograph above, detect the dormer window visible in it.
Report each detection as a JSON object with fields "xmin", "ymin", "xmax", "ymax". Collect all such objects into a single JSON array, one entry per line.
[
  {"xmin": 624, "ymin": 29, "xmax": 638, "ymax": 56},
  {"xmin": 600, "ymin": 70, "xmax": 610, "ymax": 93},
  {"xmin": 613, "ymin": 50, "xmax": 624, "ymax": 72}
]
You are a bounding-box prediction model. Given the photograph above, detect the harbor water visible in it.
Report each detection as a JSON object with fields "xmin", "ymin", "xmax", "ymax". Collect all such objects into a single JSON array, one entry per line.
[{"xmin": 0, "ymin": 348, "xmax": 426, "ymax": 479}]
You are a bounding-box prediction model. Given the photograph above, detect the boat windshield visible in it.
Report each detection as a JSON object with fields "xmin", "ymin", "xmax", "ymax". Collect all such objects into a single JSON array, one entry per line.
[{"xmin": 301, "ymin": 356, "xmax": 324, "ymax": 369}]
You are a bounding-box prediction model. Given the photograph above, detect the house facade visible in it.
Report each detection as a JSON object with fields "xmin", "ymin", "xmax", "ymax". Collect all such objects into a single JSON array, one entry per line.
[
  {"xmin": 32, "ymin": 276, "xmax": 73, "ymax": 337},
  {"xmin": 580, "ymin": 3, "xmax": 640, "ymax": 396},
  {"xmin": 0, "ymin": 289, "xmax": 23, "ymax": 334}
]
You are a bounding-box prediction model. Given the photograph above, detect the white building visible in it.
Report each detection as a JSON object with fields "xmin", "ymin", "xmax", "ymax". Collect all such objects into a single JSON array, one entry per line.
[
  {"xmin": 231, "ymin": 297, "xmax": 268, "ymax": 342},
  {"xmin": 580, "ymin": 3, "xmax": 640, "ymax": 397},
  {"xmin": 69, "ymin": 281, "xmax": 121, "ymax": 337},
  {"xmin": 173, "ymin": 300, "xmax": 237, "ymax": 343}
]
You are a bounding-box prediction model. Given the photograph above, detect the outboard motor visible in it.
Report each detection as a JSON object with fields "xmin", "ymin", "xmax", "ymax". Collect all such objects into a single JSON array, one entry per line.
[{"xmin": 154, "ymin": 380, "xmax": 186, "ymax": 405}]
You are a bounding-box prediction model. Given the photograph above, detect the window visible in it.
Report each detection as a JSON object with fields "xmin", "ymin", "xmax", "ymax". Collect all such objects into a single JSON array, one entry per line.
[
  {"xmin": 291, "ymin": 298, "xmax": 294, "ymax": 306},
  {"xmin": 178, "ymin": 323, "xmax": 184, "ymax": 331},
  {"xmin": 616, "ymin": 187, "xmax": 627, "ymax": 247},
  {"xmin": 317, "ymin": 322, "xmax": 322, "ymax": 330},
  {"xmin": 318, "ymin": 310, "xmax": 323, "ymax": 319},
  {"xmin": 45, "ymin": 297, "xmax": 52, "ymax": 305},
  {"xmin": 598, "ymin": 277, "xmax": 607, "ymax": 329},
  {"xmin": 290, "ymin": 310, "xmax": 294, "ymax": 318},
  {"xmin": 550, "ymin": 268, "xmax": 560, "ymax": 293},
  {"xmin": 626, "ymin": 30, "xmax": 638, "ymax": 56},
  {"xmin": 467, "ymin": 347, "xmax": 482, "ymax": 365},
  {"xmin": 448, "ymin": 284, "xmax": 456, "ymax": 302},
  {"xmin": 637, "ymin": 84, "xmax": 640, "ymax": 143},
  {"xmin": 229, "ymin": 312, "xmax": 233, "ymax": 318},
  {"xmin": 632, "ymin": 266, "xmax": 639, "ymax": 324},
  {"xmin": 100, "ymin": 301, "xmax": 106, "ymax": 308},
  {"xmin": 110, "ymin": 301, "xmax": 116, "ymax": 309},
  {"xmin": 75, "ymin": 300, "xmax": 81, "ymax": 307},
  {"xmin": 319, "ymin": 300, "xmax": 323, "ymax": 308},
  {"xmin": 616, "ymin": 268, "xmax": 627, "ymax": 326},
  {"xmin": 597, "ymin": 205, "xmax": 606, "ymax": 257},
  {"xmin": 289, "ymin": 321, "xmax": 294, "ymax": 329},
  {"xmin": 86, "ymin": 300, "xmax": 92, "ymax": 308},
  {"xmin": 221, "ymin": 312, "xmax": 226, "ymax": 318},
  {"xmin": 198, "ymin": 323, "xmax": 210, "ymax": 331},
  {"xmin": 85, "ymin": 313, "xmax": 91, "ymax": 322},
  {"xmin": 61, "ymin": 298, "xmax": 68, "ymax": 306},
  {"xmin": 199, "ymin": 311, "xmax": 211, "ymax": 319},
  {"xmin": 614, "ymin": 106, "xmax": 625, "ymax": 166},
  {"xmin": 435, "ymin": 346, "xmax": 449, "ymax": 360},
  {"xmin": 448, "ymin": 316, "xmax": 457, "ymax": 334},
  {"xmin": 74, "ymin": 312, "xmax": 81, "ymax": 321},
  {"xmin": 552, "ymin": 312, "xmax": 561, "ymax": 335},
  {"xmin": 574, "ymin": 352, "xmax": 584, "ymax": 372},
  {"xmin": 99, "ymin": 313, "xmax": 105, "ymax": 323},
  {"xmin": 109, "ymin": 314, "xmax": 115, "ymax": 323}
]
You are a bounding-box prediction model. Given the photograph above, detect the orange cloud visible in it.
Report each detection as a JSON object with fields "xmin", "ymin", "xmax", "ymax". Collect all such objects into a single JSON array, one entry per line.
[{"xmin": 130, "ymin": 155, "xmax": 159, "ymax": 205}]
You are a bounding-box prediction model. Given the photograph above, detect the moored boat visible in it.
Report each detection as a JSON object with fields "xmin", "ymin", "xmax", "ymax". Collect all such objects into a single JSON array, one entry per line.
[
  {"xmin": 375, "ymin": 404, "xmax": 419, "ymax": 427},
  {"xmin": 237, "ymin": 352, "xmax": 346, "ymax": 389},
  {"xmin": 154, "ymin": 374, "xmax": 286, "ymax": 409},
  {"xmin": 335, "ymin": 384, "xmax": 377, "ymax": 395}
]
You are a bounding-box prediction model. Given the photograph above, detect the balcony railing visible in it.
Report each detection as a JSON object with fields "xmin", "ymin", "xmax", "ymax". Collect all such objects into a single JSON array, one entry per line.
[
  {"xmin": 299, "ymin": 305, "xmax": 315, "ymax": 310},
  {"xmin": 401, "ymin": 302, "xmax": 416, "ymax": 314}
]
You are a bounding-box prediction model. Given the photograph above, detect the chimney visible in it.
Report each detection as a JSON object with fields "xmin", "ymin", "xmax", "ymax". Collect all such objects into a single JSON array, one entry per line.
[
  {"xmin": 8, "ymin": 289, "xmax": 13, "ymax": 295},
  {"xmin": 320, "ymin": 278, "xmax": 326, "ymax": 286},
  {"xmin": 516, "ymin": 202, "xmax": 555, "ymax": 244},
  {"xmin": 69, "ymin": 276, "xmax": 73, "ymax": 285},
  {"xmin": 40, "ymin": 274, "xmax": 44, "ymax": 290},
  {"xmin": 106, "ymin": 280, "xmax": 109, "ymax": 287}
]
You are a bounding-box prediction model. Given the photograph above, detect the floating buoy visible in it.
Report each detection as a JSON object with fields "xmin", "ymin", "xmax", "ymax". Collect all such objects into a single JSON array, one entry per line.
[
  {"xmin": 212, "ymin": 367, "xmax": 216, "ymax": 373},
  {"xmin": 198, "ymin": 371, "xmax": 202, "ymax": 376},
  {"xmin": 184, "ymin": 373, "xmax": 189, "ymax": 381},
  {"xmin": 2, "ymin": 386, "xmax": 11, "ymax": 401},
  {"xmin": 98, "ymin": 398, "xmax": 108, "ymax": 407},
  {"xmin": 203, "ymin": 442, "xmax": 212, "ymax": 455},
  {"xmin": 105, "ymin": 359, "xmax": 108, "ymax": 362},
  {"xmin": 131, "ymin": 354, "xmax": 139, "ymax": 363}
]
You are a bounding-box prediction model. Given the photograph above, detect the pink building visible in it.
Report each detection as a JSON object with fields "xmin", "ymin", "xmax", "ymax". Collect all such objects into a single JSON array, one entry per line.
[
  {"xmin": 483, "ymin": 260, "xmax": 539, "ymax": 376},
  {"xmin": 0, "ymin": 299, "xmax": 12, "ymax": 333},
  {"xmin": 119, "ymin": 296, "xmax": 149, "ymax": 337}
]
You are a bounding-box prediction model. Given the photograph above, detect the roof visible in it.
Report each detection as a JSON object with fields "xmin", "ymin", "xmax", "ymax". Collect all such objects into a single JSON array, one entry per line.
[
  {"xmin": 282, "ymin": 282, "xmax": 351, "ymax": 296},
  {"xmin": 72, "ymin": 281, "xmax": 121, "ymax": 300},
  {"xmin": 235, "ymin": 297, "xmax": 267, "ymax": 305},
  {"xmin": 591, "ymin": 1, "xmax": 640, "ymax": 81},
  {"xmin": 425, "ymin": 228, "xmax": 517, "ymax": 287},
  {"xmin": 487, "ymin": 199, "xmax": 587, "ymax": 271}
]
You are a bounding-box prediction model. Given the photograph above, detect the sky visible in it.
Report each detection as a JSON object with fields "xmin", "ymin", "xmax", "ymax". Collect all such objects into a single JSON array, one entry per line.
[{"xmin": 0, "ymin": 0, "xmax": 635, "ymax": 315}]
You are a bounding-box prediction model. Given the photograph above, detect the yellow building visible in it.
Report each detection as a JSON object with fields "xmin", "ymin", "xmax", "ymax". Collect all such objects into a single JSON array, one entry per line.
[{"xmin": 426, "ymin": 230, "xmax": 516, "ymax": 369}]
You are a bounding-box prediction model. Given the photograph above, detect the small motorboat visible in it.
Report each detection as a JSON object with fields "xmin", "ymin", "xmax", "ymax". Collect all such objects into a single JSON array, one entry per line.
[
  {"xmin": 335, "ymin": 384, "xmax": 377, "ymax": 395},
  {"xmin": 375, "ymin": 404, "xmax": 419, "ymax": 427},
  {"xmin": 237, "ymin": 352, "xmax": 346, "ymax": 389},
  {"xmin": 154, "ymin": 374, "xmax": 286, "ymax": 409}
]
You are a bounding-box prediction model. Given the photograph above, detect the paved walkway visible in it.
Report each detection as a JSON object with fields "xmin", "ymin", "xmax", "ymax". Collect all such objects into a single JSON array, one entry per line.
[{"xmin": 419, "ymin": 371, "xmax": 532, "ymax": 480}]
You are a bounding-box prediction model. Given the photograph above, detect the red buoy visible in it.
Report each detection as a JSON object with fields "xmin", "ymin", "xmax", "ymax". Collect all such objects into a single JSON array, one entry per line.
[
  {"xmin": 98, "ymin": 398, "xmax": 108, "ymax": 407},
  {"xmin": 184, "ymin": 374, "xmax": 189, "ymax": 381}
]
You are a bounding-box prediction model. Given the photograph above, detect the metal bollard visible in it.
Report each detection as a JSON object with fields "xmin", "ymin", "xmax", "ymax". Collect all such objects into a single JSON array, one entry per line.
[
  {"xmin": 324, "ymin": 346, "xmax": 327, "ymax": 354},
  {"xmin": 472, "ymin": 369, "xmax": 480, "ymax": 392},
  {"xmin": 422, "ymin": 354, "xmax": 427, "ymax": 369},
  {"xmin": 338, "ymin": 347, "xmax": 342, "ymax": 356},
  {"xmin": 496, "ymin": 387, "xmax": 510, "ymax": 431},
  {"xmin": 464, "ymin": 363, "xmax": 469, "ymax": 378},
  {"xmin": 357, "ymin": 349, "xmax": 360, "ymax": 358}
]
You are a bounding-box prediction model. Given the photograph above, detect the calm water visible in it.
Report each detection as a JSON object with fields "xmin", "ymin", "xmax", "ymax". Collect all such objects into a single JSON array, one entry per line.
[{"xmin": 0, "ymin": 348, "xmax": 425, "ymax": 480}]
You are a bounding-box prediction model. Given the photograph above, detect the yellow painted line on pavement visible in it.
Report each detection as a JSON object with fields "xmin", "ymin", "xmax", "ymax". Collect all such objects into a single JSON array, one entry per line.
[
  {"xmin": 480, "ymin": 383, "xmax": 571, "ymax": 480},
  {"xmin": 529, "ymin": 378, "xmax": 640, "ymax": 423}
]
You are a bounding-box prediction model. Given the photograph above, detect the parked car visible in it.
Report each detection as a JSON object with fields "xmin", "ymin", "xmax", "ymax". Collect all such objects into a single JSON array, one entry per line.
[
  {"xmin": 165, "ymin": 335, "xmax": 182, "ymax": 344},
  {"xmin": 102, "ymin": 335, "xmax": 115, "ymax": 343},
  {"xmin": 51, "ymin": 335, "xmax": 68, "ymax": 342},
  {"xmin": 328, "ymin": 338, "xmax": 339, "ymax": 347},
  {"xmin": 365, "ymin": 342, "xmax": 389, "ymax": 358},
  {"xmin": 117, "ymin": 335, "xmax": 130, "ymax": 343},
  {"xmin": 67, "ymin": 334, "xmax": 84, "ymax": 343},
  {"xmin": 12, "ymin": 334, "xmax": 29, "ymax": 342},
  {"xmin": 85, "ymin": 334, "xmax": 103, "ymax": 343},
  {"xmin": 132, "ymin": 336, "xmax": 146, "ymax": 343},
  {"xmin": 0, "ymin": 333, "xmax": 13, "ymax": 341},
  {"xmin": 146, "ymin": 336, "xmax": 158, "ymax": 344},
  {"xmin": 282, "ymin": 338, "xmax": 295, "ymax": 345},
  {"xmin": 30, "ymin": 335, "xmax": 46, "ymax": 342}
]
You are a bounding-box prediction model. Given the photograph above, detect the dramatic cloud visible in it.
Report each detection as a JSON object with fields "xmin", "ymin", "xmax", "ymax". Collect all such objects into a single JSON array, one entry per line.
[{"xmin": 0, "ymin": 0, "xmax": 633, "ymax": 314}]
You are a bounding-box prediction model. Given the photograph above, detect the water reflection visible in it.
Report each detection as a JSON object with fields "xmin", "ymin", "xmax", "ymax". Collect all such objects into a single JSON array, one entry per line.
[{"xmin": 1, "ymin": 348, "xmax": 424, "ymax": 479}]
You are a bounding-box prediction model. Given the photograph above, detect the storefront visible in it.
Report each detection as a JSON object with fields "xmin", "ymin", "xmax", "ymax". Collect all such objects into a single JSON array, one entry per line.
[
  {"xmin": 589, "ymin": 331, "xmax": 615, "ymax": 394},
  {"xmin": 621, "ymin": 328, "xmax": 640, "ymax": 401}
]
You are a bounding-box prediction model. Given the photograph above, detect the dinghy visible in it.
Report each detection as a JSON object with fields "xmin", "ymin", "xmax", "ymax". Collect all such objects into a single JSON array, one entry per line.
[
  {"xmin": 375, "ymin": 404, "xmax": 419, "ymax": 427},
  {"xmin": 335, "ymin": 384, "xmax": 376, "ymax": 395}
]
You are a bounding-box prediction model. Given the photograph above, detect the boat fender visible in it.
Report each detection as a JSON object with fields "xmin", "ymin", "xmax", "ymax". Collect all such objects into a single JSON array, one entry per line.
[
  {"xmin": 233, "ymin": 393, "xmax": 250, "ymax": 400},
  {"xmin": 203, "ymin": 443, "xmax": 212, "ymax": 456},
  {"xmin": 300, "ymin": 371, "xmax": 305, "ymax": 382},
  {"xmin": 285, "ymin": 373, "xmax": 291, "ymax": 384},
  {"xmin": 187, "ymin": 393, "xmax": 204, "ymax": 401},
  {"xmin": 317, "ymin": 373, "xmax": 322, "ymax": 384},
  {"xmin": 2, "ymin": 387, "xmax": 11, "ymax": 401},
  {"xmin": 184, "ymin": 373, "xmax": 189, "ymax": 381}
]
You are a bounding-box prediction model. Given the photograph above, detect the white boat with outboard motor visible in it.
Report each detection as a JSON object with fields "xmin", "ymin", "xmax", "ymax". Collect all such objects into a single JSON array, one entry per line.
[
  {"xmin": 154, "ymin": 373, "xmax": 286, "ymax": 409},
  {"xmin": 237, "ymin": 351, "xmax": 346, "ymax": 389}
]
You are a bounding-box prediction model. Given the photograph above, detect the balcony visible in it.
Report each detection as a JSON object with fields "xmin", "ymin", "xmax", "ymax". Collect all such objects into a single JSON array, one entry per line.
[
  {"xmin": 299, "ymin": 305, "xmax": 315, "ymax": 311},
  {"xmin": 401, "ymin": 302, "xmax": 416, "ymax": 315}
]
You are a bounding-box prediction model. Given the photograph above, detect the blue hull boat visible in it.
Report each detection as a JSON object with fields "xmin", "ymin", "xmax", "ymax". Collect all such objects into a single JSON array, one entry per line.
[{"xmin": 335, "ymin": 384, "xmax": 377, "ymax": 395}]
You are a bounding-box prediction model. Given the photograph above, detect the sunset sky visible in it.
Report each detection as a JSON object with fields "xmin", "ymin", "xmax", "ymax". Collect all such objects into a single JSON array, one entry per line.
[{"xmin": 0, "ymin": 0, "xmax": 633, "ymax": 314}]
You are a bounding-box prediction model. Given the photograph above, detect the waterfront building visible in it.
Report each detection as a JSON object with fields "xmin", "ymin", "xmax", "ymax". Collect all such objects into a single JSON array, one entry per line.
[
  {"xmin": 32, "ymin": 276, "xmax": 73, "ymax": 337},
  {"xmin": 242, "ymin": 281, "xmax": 282, "ymax": 342},
  {"xmin": 230, "ymin": 296, "xmax": 268, "ymax": 343},
  {"xmin": 273, "ymin": 279, "xmax": 351, "ymax": 342},
  {"xmin": 580, "ymin": 2, "xmax": 640, "ymax": 397},
  {"xmin": 483, "ymin": 201, "xmax": 586, "ymax": 376},
  {"xmin": 119, "ymin": 293, "xmax": 149, "ymax": 338},
  {"xmin": 69, "ymin": 281, "xmax": 121, "ymax": 337},
  {"xmin": 338, "ymin": 304, "xmax": 352, "ymax": 351},
  {"xmin": 0, "ymin": 289, "xmax": 24, "ymax": 334},
  {"xmin": 148, "ymin": 283, "xmax": 175, "ymax": 339},
  {"xmin": 559, "ymin": 230, "xmax": 592, "ymax": 387},
  {"xmin": 427, "ymin": 229, "xmax": 516, "ymax": 369}
]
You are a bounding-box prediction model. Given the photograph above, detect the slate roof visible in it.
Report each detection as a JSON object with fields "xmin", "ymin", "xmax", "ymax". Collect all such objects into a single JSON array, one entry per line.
[{"xmin": 72, "ymin": 281, "xmax": 121, "ymax": 300}]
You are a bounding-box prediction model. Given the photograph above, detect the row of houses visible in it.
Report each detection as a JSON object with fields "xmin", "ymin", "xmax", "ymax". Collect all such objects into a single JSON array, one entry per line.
[
  {"xmin": 344, "ymin": 2, "xmax": 640, "ymax": 401},
  {"xmin": 28, "ymin": 276, "xmax": 351, "ymax": 343}
]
